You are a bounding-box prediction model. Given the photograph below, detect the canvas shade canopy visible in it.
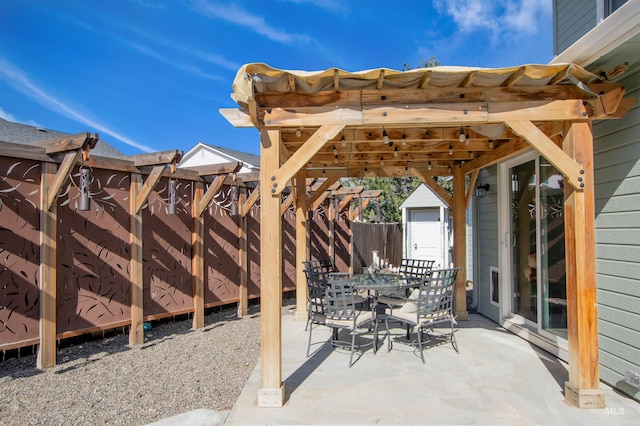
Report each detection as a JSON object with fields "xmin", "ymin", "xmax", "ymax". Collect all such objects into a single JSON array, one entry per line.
[{"xmin": 220, "ymin": 62, "xmax": 634, "ymax": 409}]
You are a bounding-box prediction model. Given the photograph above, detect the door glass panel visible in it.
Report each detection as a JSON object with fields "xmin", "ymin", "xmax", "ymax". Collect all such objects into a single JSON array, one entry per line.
[
  {"xmin": 510, "ymin": 160, "xmax": 537, "ymax": 323},
  {"xmin": 539, "ymin": 158, "xmax": 567, "ymax": 338}
]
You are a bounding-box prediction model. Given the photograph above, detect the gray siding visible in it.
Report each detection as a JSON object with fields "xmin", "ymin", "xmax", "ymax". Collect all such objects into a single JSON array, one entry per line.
[
  {"xmin": 593, "ymin": 61, "xmax": 640, "ymax": 400},
  {"xmin": 553, "ymin": 0, "xmax": 597, "ymax": 55},
  {"xmin": 475, "ymin": 166, "xmax": 500, "ymax": 323}
]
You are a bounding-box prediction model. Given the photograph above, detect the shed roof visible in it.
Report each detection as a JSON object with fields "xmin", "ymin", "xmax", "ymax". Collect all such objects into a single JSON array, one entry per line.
[{"xmin": 401, "ymin": 183, "xmax": 447, "ymax": 209}]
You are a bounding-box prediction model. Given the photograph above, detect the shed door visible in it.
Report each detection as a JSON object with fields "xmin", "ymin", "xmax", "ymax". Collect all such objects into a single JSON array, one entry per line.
[{"xmin": 409, "ymin": 208, "xmax": 442, "ymax": 266}]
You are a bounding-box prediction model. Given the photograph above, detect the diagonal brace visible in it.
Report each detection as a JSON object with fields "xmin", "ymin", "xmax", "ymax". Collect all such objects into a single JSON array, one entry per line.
[
  {"xmin": 270, "ymin": 124, "xmax": 344, "ymax": 195},
  {"xmin": 505, "ymin": 120, "xmax": 584, "ymax": 190}
]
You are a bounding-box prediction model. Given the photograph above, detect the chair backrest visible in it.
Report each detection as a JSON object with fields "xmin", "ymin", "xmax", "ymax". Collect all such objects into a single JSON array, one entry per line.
[
  {"xmin": 304, "ymin": 269, "xmax": 333, "ymax": 316},
  {"xmin": 400, "ymin": 258, "xmax": 435, "ymax": 279},
  {"xmin": 303, "ymin": 259, "xmax": 335, "ymax": 274},
  {"xmin": 324, "ymin": 275, "xmax": 358, "ymax": 321},
  {"xmin": 416, "ymin": 268, "xmax": 459, "ymax": 319}
]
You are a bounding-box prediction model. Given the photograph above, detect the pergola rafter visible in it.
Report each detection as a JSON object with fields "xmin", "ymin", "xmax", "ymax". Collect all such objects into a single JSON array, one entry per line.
[{"xmin": 221, "ymin": 63, "xmax": 636, "ymax": 409}]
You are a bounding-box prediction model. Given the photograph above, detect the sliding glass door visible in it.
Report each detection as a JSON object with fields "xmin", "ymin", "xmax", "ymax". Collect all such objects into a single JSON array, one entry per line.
[{"xmin": 503, "ymin": 154, "xmax": 567, "ymax": 341}]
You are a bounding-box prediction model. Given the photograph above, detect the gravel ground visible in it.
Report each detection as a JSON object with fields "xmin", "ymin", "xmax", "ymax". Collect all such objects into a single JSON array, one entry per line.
[{"xmin": 1, "ymin": 301, "xmax": 297, "ymax": 426}]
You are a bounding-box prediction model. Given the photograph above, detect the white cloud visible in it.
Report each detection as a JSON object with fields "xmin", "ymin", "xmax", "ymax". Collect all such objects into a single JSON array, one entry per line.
[
  {"xmin": 128, "ymin": 42, "xmax": 224, "ymax": 80},
  {"xmin": 280, "ymin": 0, "xmax": 348, "ymax": 14},
  {"xmin": 434, "ymin": 0, "xmax": 551, "ymax": 39},
  {"xmin": 126, "ymin": 28, "xmax": 241, "ymax": 71},
  {"xmin": 190, "ymin": 0, "xmax": 311, "ymax": 44},
  {"xmin": 0, "ymin": 106, "xmax": 18, "ymax": 122},
  {"xmin": 0, "ymin": 59, "xmax": 154, "ymax": 153}
]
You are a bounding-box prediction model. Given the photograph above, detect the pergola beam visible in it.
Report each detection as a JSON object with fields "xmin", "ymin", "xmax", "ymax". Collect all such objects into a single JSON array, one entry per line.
[
  {"xmin": 261, "ymin": 100, "xmax": 589, "ymax": 127},
  {"xmin": 271, "ymin": 124, "xmax": 345, "ymax": 194},
  {"xmin": 31, "ymin": 132, "xmax": 98, "ymax": 154},
  {"xmin": 306, "ymin": 176, "xmax": 339, "ymax": 208},
  {"xmin": 182, "ymin": 161, "xmax": 243, "ymax": 176},
  {"xmin": 128, "ymin": 149, "xmax": 183, "ymax": 167}
]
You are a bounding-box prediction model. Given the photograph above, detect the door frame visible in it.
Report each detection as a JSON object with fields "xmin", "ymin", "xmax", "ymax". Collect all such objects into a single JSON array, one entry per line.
[{"xmin": 498, "ymin": 150, "xmax": 569, "ymax": 361}]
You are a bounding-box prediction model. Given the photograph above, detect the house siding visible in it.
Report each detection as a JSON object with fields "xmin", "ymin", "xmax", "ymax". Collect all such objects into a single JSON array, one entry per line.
[
  {"xmin": 475, "ymin": 166, "xmax": 500, "ymax": 323},
  {"xmin": 592, "ymin": 60, "xmax": 640, "ymax": 399},
  {"xmin": 553, "ymin": 0, "xmax": 597, "ymax": 55}
]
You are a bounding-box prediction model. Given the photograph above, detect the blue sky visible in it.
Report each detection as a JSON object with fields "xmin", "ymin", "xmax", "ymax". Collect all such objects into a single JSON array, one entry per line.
[{"xmin": 0, "ymin": 0, "xmax": 552, "ymax": 156}]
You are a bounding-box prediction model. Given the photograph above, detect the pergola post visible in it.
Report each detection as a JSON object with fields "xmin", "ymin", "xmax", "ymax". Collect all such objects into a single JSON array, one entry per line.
[
  {"xmin": 295, "ymin": 170, "xmax": 308, "ymax": 322},
  {"xmin": 562, "ymin": 122, "xmax": 604, "ymax": 408},
  {"xmin": 453, "ymin": 166, "xmax": 468, "ymax": 320},
  {"xmin": 258, "ymin": 128, "xmax": 284, "ymax": 407}
]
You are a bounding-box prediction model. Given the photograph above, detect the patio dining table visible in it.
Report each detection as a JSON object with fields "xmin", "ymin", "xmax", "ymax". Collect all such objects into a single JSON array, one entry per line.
[{"xmin": 350, "ymin": 273, "xmax": 422, "ymax": 314}]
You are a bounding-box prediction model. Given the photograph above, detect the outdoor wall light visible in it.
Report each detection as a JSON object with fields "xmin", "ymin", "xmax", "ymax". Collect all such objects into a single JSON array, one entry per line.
[
  {"xmin": 230, "ymin": 184, "xmax": 239, "ymax": 216},
  {"xmin": 167, "ymin": 178, "xmax": 177, "ymax": 215},
  {"xmin": 476, "ymin": 183, "xmax": 490, "ymax": 198},
  {"xmin": 79, "ymin": 166, "xmax": 92, "ymax": 211}
]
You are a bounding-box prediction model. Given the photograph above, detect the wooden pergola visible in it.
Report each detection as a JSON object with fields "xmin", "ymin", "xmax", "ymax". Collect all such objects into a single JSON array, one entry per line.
[{"xmin": 220, "ymin": 63, "xmax": 635, "ymax": 408}]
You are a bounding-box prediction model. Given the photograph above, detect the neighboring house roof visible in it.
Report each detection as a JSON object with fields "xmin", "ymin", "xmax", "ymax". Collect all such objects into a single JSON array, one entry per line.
[
  {"xmin": 0, "ymin": 118, "xmax": 126, "ymax": 159},
  {"xmin": 207, "ymin": 144, "xmax": 260, "ymax": 168},
  {"xmin": 400, "ymin": 183, "xmax": 447, "ymax": 209},
  {"xmin": 180, "ymin": 142, "xmax": 260, "ymax": 169}
]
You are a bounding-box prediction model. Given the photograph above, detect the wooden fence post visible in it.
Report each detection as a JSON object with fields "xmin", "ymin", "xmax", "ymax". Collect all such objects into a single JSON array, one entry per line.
[
  {"xmin": 237, "ymin": 188, "xmax": 248, "ymax": 317},
  {"xmin": 129, "ymin": 172, "xmax": 144, "ymax": 346},
  {"xmin": 192, "ymin": 181, "xmax": 205, "ymax": 329},
  {"xmin": 37, "ymin": 162, "xmax": 57, "ymax": 369}
]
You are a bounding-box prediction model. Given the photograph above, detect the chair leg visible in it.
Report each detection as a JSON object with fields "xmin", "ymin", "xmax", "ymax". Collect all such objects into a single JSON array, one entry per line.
[
  {"xmin": 450, "ymin": 322, "xmax": 459, "ymax": 354},
  {"xmin": 417, "ymin": 326, "xmax": 426, "ymax": 364},
  {"xmin": 349, "ymin": 327, "xmax": 357, "ymax": 368},
  {"xmin": 306, "ymin": 320, "xmax": 314, "ymax": 357},
  {"xmin": 385, "ymin": 317, "xmax": 393, "ymax": 352},
  {"xmin": 373, "ymin": 319, "xmax": 379, "ymax": 354}
]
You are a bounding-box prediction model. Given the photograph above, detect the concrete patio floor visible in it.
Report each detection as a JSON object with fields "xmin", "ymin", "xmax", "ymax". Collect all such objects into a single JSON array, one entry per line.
[{"xmin": 225, "ymin": 313, "xmax": 639, "ymax": 425}]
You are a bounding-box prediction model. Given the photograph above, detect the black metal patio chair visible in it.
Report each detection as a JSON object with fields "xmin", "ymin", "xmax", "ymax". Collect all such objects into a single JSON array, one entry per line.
[
  {"xmin": 324, "ymin": 274, "xmax": 378, "ymax": 367},
  {"xmin": 384, "ymin": 268, "xmax": 460, "ymax": 363}
]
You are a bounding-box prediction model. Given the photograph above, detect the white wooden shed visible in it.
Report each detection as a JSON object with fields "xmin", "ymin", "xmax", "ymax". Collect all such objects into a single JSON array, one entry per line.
[{"xmin": 400, "ymin": 183, "xmax": 451, "ymax": 268}]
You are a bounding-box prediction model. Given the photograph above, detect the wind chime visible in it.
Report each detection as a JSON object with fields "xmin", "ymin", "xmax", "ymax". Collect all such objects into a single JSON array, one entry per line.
[
  {"xmin": 167, "ymin": 160, "xmax": 177, "ymax": 215},
  {"xmin": 230, "ymin": 173, "xmax": 239, "ymax": 216},
  {"xmin": 79, "ymin": 146, "xmax": 92, "ymax": 211}
]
